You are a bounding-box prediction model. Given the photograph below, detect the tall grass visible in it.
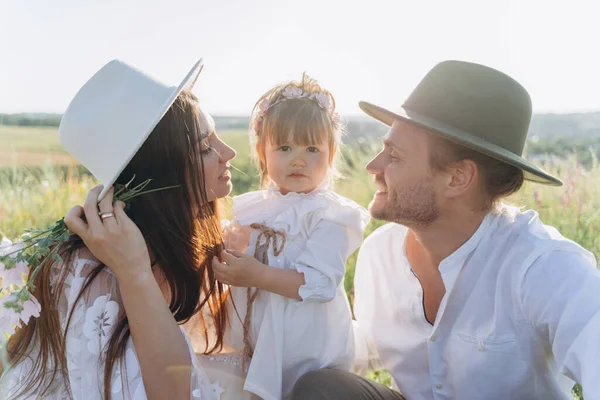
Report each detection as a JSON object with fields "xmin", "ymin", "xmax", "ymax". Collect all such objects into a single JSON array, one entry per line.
[{"xmin": 1, "ymin": 131, "xmax": 597, "ymax": 399}]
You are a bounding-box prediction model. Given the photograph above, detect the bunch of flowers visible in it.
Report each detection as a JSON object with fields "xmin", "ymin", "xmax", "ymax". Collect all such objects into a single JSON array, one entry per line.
[{"xmin": 0, "ymin": 177, "xmax": 176, "ymax": 341}]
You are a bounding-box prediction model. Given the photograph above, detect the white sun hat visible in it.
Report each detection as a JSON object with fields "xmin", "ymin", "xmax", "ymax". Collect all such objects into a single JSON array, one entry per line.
[{"xmin": 58, "ymin": 58, "xmax": 204, "ymax": 201}]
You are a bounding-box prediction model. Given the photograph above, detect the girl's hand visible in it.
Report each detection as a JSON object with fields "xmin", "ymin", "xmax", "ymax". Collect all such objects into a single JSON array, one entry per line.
[
  {"xmin": 223, "ymin": 222, "xmax": 253, "ymax": 253},
  {"xmin": 64, "ymin": 185, "xmax": 152, "ymax": 282},
  {"xmin": 212, "ymin": 250, "xmax": 266, "ymax": 288}
]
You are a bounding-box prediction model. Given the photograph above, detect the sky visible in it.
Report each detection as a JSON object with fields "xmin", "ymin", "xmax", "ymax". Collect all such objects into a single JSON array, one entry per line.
[{"xmin": 1, "ymin": 0, "xmax": 599, "ymax": 116}]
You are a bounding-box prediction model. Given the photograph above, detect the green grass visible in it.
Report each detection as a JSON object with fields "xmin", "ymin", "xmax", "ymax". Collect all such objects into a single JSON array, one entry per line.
[
  {"xmin": 0, "ymin": 125, "xmax": 66, "ymax": 154},
  {"xmin": 1, "ymin": 127, "xmax": 597, "ymax": 399}
]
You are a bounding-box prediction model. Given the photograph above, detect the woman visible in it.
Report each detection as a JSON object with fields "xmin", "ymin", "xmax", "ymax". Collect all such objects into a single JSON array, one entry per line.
[{"xmin": 1, "ymin": 59, "xmax": 236, "ymax": 400}]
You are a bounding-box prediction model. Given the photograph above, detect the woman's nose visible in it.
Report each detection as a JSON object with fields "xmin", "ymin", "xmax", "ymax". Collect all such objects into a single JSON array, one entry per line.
[{"xmin": 219, "ymin": 140, "xmax": 236, "ymax": 162}]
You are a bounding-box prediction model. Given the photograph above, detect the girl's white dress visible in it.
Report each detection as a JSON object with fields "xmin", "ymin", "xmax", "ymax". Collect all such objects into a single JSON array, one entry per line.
[
  {"xmin": 224, "ymin": 184, "xmax": 370, "ymax": 400},
  {"xmin": 0, "ymin": 249, "xmax": 224, "ymax": 400}
]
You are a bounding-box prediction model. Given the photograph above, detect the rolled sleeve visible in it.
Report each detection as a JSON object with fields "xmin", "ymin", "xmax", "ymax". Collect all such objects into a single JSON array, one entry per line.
[{"xmin": 293, "ymin": 220, "xmax": 353, "ymax": 303}]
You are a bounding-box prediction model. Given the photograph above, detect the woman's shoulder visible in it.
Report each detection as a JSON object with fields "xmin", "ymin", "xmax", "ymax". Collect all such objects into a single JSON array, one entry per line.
[
  {"xmin": 54, "ymin": 245, "xmax": 104, "ymax": 274},
  {"xmin": 50, "ymin": 245, "xmax": 114, "ymax": 298},
  {"xmin": 72, "ymin": 246, "xmax": 99, "ymax": 263}
]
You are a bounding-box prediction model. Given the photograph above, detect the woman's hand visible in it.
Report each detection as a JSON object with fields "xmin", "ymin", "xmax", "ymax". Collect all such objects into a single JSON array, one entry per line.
[
  {"xmin": 212, "ymin": 250, "xmax": 267, "ymax": 288},
  {"xmin": 223, "ymin": 222, "xmax": 253, "ymax": 253},
  {"xmin": 64, "ymin": 185, "xmax": 152, "ymax": 282},
  {"xmin": 213, "ymin": 250, "xmax": 305, "ymax": 300}
]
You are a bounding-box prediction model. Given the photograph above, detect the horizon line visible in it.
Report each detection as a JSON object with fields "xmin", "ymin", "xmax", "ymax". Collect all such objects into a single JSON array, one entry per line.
[{"xmin": 1, "ymin": 110, "xmax": 600, "ymax": 117}]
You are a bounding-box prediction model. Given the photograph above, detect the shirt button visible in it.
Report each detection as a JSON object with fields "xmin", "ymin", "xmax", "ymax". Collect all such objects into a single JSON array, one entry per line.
[
  {"xmin": 435, "ymin": 384, "xmax": 443, "ymax": 390},
  {"xmin": 430, "ymin": 335, "xmax": 437, "ymax": 342},
  {"xmin": 416, "ymin": 290, "xmax": 421, "ymax": 297}
]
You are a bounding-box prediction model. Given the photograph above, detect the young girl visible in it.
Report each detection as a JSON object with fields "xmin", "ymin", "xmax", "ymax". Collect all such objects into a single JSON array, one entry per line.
[{"xmin": 212, "ymin": 74, "xmax": 370, "ymax": 400}]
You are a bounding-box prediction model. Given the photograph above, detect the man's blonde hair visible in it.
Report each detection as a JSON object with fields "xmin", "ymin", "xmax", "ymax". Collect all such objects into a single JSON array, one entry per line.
[{"xmin": 427, "ymin": 133, "xmax": 524, "ymax": 210}]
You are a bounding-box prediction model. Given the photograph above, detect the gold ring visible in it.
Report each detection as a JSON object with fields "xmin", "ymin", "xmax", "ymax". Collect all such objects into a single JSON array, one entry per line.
[{"xmin": 100, "ymin": 212, "xmax": 115, "ymax": 220}]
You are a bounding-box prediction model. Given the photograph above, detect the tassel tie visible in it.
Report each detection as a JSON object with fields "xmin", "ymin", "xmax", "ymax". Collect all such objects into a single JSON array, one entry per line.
[{"xmin": 242, "ymin": 223, "xmax": 287, "ymax": 372}]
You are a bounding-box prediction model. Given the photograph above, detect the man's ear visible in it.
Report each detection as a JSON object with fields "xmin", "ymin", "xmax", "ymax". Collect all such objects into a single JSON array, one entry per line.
[{"xmin": 444, "ymin": 159, "xmax": 479, "ymax": 199}]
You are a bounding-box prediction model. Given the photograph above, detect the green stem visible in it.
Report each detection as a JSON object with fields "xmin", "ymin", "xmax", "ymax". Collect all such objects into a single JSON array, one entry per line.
[
  {"xmin": 230, "ymin": 163, "xmax": 248, "ymax": 176},
  {"xmin": 2, "ymin": 240, "xmax": 39, "ymax": 258},
  {"xmin": 26, "ymin": 246, "xmax": 58, "ymax": 291},
  {"xmin": 19, "ymin": 229, "xmax": 53, "ymax": 243},
  {"xmin": 116, "ymin": 185, "xmax": 180, "ymax": 202},
  {"xmin": 113, "ymin": 175, "xmax": 137, "ymax": 198},
  {"xmin": 9, "ymin": 178, "xmax": 179, "ymax": 301}
]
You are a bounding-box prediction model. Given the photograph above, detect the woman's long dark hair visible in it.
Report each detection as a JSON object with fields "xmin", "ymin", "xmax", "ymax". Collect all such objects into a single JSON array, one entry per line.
[{"xmin": 3, "ymin": 90, "xmax": 229, "ymax": 399}]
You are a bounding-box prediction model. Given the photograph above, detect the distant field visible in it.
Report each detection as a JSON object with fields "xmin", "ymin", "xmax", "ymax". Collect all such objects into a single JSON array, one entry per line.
[
  {"xmin": 0, "ymin": 123, "xmax": 596, "ymax": 398},
  {"xmin": 0, "ymin": 125, "xmax": 75, "ymax": 167},
  {"xmin": 0, "ymin": 124, "xmax": 251, "ymax": 168}
]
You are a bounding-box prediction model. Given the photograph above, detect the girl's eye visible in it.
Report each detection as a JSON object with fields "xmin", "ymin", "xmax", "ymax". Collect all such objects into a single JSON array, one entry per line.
[
  {"xmin": 307, "ymin": 147, "xmax": 319, "ymax": 153},
  {"xmin": 280, "ymin": 145, "xmax": 291, "ymax": 151},
  {"xmin": 201, "ymin": 147, "xmax": 214, "ymax": 155}
]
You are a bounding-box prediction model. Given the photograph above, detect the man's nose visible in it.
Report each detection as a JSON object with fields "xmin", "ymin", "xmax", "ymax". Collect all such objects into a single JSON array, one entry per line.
[{"xmin": 366, "ymin": 152, "xmax": 384, "ymax": 175}]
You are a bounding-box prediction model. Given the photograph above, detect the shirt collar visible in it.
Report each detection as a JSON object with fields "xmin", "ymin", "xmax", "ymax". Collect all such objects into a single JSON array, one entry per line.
[
  {"xmin": 401, "ymin": 208, "xmax": 498, "ymax": 274},
  {"xmin": 439, "ymin": 211, "xmax": 496, "ymax": 272}
]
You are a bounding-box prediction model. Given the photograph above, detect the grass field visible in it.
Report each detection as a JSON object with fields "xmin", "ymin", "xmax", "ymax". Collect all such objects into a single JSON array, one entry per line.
[{"xmin": 1, "ymin": 124, "xmax": 597, "ymax": 398}]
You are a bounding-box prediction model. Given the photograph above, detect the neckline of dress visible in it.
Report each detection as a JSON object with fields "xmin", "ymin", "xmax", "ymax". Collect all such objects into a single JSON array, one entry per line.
[{"xmin": 266, "ymin": 179, "xmax": 331, "ymax": 199}]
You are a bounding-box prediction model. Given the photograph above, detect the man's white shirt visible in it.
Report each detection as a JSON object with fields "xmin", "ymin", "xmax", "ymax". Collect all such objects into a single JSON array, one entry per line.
[{"xmin": 354, "ymin": 205, "xmax": 600, "ymax": 400}]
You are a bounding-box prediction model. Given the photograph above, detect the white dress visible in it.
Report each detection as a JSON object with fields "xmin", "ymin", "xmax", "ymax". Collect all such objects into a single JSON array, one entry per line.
[
  {"xmin": 0, "ymin": 249, "xmax": 224, "ymax": 400},
  {"xmin": 224, "ymin": 184, "xmax": 370, "ymax": 400}
]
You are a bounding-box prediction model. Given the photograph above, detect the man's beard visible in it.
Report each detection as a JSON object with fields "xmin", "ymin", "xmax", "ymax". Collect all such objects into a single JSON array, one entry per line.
[{"xmin": 369, "ymin": 178, "xmax": 439, "ymax": 227}]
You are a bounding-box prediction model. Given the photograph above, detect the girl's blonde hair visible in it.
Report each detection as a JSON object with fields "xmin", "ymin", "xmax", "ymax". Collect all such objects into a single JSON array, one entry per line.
[{"xmin": 250, "ymin": 73, "xmax": 342, "ymax": 188}]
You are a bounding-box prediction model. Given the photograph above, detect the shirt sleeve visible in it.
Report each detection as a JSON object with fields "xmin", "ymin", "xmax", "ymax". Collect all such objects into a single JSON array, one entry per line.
[
  {"xmin": 352, "ymin": 230, "xmax": 388, "ymax": 375},
  {"xmin": 53, "ymin": 251, "xmax": 221, "ymax": 400},
  {"xmin": 293, "ymin": 219, "xmax": 355, "ymax": 302},
  {"xmin": 520, "ymin": 249, "xmax": 600, "ymax": 398}
]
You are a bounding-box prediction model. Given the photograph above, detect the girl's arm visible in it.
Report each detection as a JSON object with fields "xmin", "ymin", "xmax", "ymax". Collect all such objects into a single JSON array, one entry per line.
[
  {"xmin": 213, "ymin": 220, "xmax": 354, "ymax": 302},
  {"xmin": 213, "ymin": 250, "xmax": 305, "ymax": 300}
]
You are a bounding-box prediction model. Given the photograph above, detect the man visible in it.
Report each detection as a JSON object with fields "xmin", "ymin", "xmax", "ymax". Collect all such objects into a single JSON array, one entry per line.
[{"xmin": 291, "ymin": 60, "xmax": 600, "ymax": 399}]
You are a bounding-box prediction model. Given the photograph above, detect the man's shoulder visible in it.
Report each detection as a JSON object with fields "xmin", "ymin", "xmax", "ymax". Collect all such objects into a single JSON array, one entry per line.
[
  {"xmin": 493, "ymin": 204, "xmax": 597, "ymax": 274},
  {"xmin": 362, "ymin": 222, "xmax": 409, "ymax": 249},
  {"xmin": 499, "ymin": 205, "xmax": 587, "ymax": 250}
]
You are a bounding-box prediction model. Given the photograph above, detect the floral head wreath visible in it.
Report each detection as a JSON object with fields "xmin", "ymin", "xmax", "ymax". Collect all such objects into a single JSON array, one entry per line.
[{"xmin": 252, "ymin": 86, "xmax": 339, "ymax": 134}]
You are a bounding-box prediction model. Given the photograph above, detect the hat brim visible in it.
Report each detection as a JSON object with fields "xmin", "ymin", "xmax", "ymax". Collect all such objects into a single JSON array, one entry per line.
[
  {"xmin": 359, "ymin": 101, "xmax": 562, "ymax": 186},
  {"xmin": 98, "ymin": 59, "xmax": 204, "ymax": 201}
]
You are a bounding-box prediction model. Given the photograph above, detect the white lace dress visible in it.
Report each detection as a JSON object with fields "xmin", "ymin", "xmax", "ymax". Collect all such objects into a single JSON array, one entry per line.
[
  {"xmin": 0, "ymin": 250, "xmax": 224, "ymax": 400},
  {"xmin": 222, "ymin": 185, "xmax": 371, "ymax": 400}
]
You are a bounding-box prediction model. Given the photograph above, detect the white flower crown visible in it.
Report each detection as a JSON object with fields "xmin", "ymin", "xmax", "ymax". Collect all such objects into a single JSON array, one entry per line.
[{"xmin": 253, "ymin": 86, "xmax": 338, "ymax": 133}]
